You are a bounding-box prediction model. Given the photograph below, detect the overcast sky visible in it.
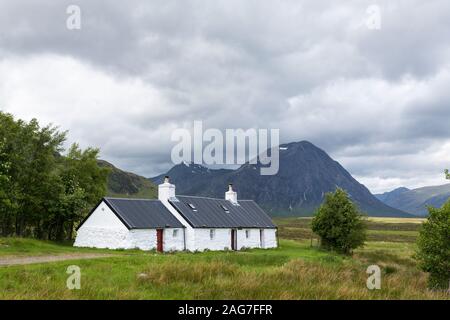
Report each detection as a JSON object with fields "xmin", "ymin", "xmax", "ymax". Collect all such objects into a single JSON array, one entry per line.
[{"xmin": 1, "ymin": 0, "xmax": 450, "ymax": 193}]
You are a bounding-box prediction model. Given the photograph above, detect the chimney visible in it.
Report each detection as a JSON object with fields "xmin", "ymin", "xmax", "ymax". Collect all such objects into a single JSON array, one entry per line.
[
  {"xmin": 158, "ymin": 176, "xmax": 176, "ymax": 201},
  {"xmin": 225, "ymin": 183, "xmax": 238, "ymax": 204}
]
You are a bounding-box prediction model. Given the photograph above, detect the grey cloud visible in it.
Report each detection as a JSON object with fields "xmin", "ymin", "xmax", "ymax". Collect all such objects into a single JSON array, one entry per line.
[{"xmin": 0, "ymin": 0, "xmax": 450, "ymax": 192}]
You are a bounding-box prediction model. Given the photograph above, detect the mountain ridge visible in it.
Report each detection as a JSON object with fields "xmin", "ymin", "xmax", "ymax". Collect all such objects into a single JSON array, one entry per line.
[
  {"xmin": 98, "ymin": 160, "xmax": 158, "ymax": 199},
  {"xmin": 151, "ymin": 141, "xmax": 411, "ymax": 217},
  {"xmin": 375, "ymin": 183, "xmax": 450, "ymax": 216}
]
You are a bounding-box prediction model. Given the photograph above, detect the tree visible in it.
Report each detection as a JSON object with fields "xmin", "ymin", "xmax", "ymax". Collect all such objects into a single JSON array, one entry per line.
[
  {"xmin": 0, "ymin": 113, "xmax": 20, "ymax": 237},
  {"xmin": 311, "ymin": 188, "xmax": 367, "ymax": 254},
  {"xmin": 0, "ymin": 139, "xmax": 15, "ymax": 236},
  {"xmin": 9, "ymin": 118, "xmax": 66, "ymax": 237},
  {"xmin": 54, "ymin": 144, "xmax": 109, "ymax": 240},
  {"xmin": 446, "ymin": 169, "xmax": 449, "ymax": 180},
  {"xmin": 416, "ymin": 200, "xmax": 450, "ymax": 290},
  {"xmin": 0, "ymin": 111, "xmax": 109, "ymax": 240}
]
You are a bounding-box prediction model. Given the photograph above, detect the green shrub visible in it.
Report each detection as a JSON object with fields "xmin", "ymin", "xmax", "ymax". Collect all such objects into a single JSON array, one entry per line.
[
  {"xmin": 416, "ymin": 200, "xmax": 450, "ymax": 290},
  {"xmin": 311, "ymin": 188, "xmax": 367, "ymax": 255}
]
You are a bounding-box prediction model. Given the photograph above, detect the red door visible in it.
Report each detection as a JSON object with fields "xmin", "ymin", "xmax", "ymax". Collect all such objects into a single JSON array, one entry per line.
[
  {"xmin": 231, "ymin": 229, "xmax": 237, "ymax": 250},
  {"xmin": 156, "ymin": 229, "xmax": 163, "ymax": 252}
]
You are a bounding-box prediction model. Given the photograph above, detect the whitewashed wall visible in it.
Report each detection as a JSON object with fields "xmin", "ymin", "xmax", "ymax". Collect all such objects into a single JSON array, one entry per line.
[
  {"xmin": 128, "ymin": 229, "xmax": 155, "ymax": 250},
  {"xmin": 262, "ymin": 229, "xmax": 277, "ymax": 248},
  {"xmin": 193, "ymin": 228, "xmax": 231, "ymax": 251},
  {"xmin": 237, "ymin": 229, "xmax": 261, "ymax": 249},
  {"xmin": 74, "ymin": 226, "xmax": 129, "ymax": 249},
  {"xmin": 75, "ymin": 200, "xmax": 277, "ymax": 252},
  {"xmin": 191, "ymin": 228, "xmax": 277, "ymax": 251},
  {"xmin": 78, "ymin": 201, "xmax": 124, "ymax": 229},
  {"xmin": 159, "ymin": 198, "xmax": 196, "ymax": 251},
  {"xmin": 128, "ymin": 228, "xmax": 185, "ymax": 251},
  {"xmin": 163, "ymin": 228, "xmax": 185, "ymax": 251},
  {"xmin": 74, "ymin": 202, "xmax": 130, "ymax": 249},
  {"xmin": 74, "ymin": 201, "xmax": 185, "ymax": 251}
]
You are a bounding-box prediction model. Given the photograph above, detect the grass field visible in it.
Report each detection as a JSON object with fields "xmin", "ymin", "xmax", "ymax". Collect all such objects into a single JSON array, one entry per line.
[
  {"xmin": 0, "ymin": 217, "xmax": 448, "ymax": 300},
  {"xmin": 0, "ymin": 238, "xmax": 122, "ymax": 257},
  {"xmin": 274, "ymin": 217, "xmax": 423, "ymax": 243}
]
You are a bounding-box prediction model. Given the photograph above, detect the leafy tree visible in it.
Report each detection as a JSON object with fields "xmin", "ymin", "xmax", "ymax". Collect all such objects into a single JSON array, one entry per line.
[
  {"xmin": 445, "ymin": 169, "xmax": 449, "ymax": 180},
  {"xmin": 0, "ymin": 111, "xmax": 108, "ymax": 240},
  {"xmin": 9, "ymin": 118, "xmax": 66, "ymax": 237},
  {"xmin": 0, "ymin": 113, "xmax": 19, "ymax": 236},
  {"xmin": 416, "ymin": 200, "xmax": 450, "ymax": 290},
  {"xmin": 311, "ymin": 188, "xmax": 367, "ymax": 254},
  {"xmin": 0, "ymin": 139, "xmax": 15, "ymax": 236},
  {"xmin": 55, "ymin": 144, "xmax": 109, "ymax": 240}
]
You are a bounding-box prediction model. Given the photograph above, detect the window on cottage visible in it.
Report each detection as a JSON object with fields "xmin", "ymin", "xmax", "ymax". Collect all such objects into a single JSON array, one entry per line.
[
  {"xmin": 210, "ymin": 229, "xmax": 215, "ymax": 240},
  {"xmin": 173, "ymin": 229, "xmax": 178, "ymax": 238},
  {"xmin": 245, "ymin": 230, "xmax": 250, "ymax": 239},
  {"xmin": 220, "ymin": 204, "xmax": 230, "ymax": 213}
]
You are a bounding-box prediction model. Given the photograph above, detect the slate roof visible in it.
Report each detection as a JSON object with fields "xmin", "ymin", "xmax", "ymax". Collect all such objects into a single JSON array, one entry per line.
[
  {"xmin": 169, "ymin": 195, "xmax": 277, "ymax": 228},
  {"xmin": 101, "ymin": 198, "xmax": 185, "ymax": 229}
]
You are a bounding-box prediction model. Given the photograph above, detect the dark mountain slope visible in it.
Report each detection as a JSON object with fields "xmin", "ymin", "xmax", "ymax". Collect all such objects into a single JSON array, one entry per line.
[
  {"xmin": 98, "ymin": 160, "xmax": 158, "ymax": 199},
  {"xmin": 151, "ymin": 141, "xmax": 410, "ymax": 217}
]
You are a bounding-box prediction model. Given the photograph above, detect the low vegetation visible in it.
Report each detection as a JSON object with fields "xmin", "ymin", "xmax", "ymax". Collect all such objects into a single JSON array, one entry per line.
[{"xmin": 0, "ymin": 221, "xmax": 448, "ymax": 299}]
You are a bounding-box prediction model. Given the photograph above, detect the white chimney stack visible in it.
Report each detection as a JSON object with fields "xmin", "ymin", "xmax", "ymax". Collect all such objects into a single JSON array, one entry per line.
[
  {"xmin": 225, "ymin": 183, "xmax": 238, "ymax": 204},
  {"xmin": 158, "ymin": 176, "xmax": 176, "ymax": 201}
]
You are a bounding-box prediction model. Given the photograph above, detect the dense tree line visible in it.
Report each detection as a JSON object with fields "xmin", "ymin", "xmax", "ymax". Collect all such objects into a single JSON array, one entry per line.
[{"xmin": 0, "ymin": 112, "xmax": 109, "ymax": 240}]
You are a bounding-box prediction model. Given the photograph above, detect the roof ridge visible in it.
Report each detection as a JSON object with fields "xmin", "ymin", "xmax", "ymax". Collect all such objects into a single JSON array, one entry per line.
[
  {"xmin": 177, "ymin": 195, "xmax": 223, "ymax": 200},
  {"xmin": 104, "ymin": 197, "xmax": 161, "ymax": 202},
  {"xmin": 177, "ymin": 195, "xmax": 252, "ymax": 201}
]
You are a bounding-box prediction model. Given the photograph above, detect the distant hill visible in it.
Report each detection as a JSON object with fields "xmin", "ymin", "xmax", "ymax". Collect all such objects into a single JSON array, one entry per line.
[
  {"xmin": 98, "ymin": 160, "xmax": 157, "ymax": 199},
  {"xmin": 375, "ymin": 187, "xmax": 410, "ymax": 203},
  {"xmin": 151, "ymin": 163, "xmax": 233, "ymax": 197},
  {"xmin": 375, "ymin": 184, "xmax": 450, "ymax": 216},
  {"xmin": 151, "ymin": 141, "xmax": 411, "ymax": 217}
]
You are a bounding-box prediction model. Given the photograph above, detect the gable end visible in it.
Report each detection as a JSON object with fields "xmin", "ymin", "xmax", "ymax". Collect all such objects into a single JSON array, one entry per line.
[{"xmin": 76, "ymin": 198, "xmax": 132, "ymax": 231}]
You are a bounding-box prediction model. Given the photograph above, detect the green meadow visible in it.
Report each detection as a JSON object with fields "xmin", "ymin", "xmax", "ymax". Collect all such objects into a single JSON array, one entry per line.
[{"xmin": 0, "ymin": 217, "xmax": 448, "ymax": 300}]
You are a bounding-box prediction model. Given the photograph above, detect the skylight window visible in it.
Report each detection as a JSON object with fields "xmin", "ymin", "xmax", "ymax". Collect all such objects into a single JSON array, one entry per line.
[
  {"xmin": 220, "ymin": 204, "xmax": 230, "ymax": 213},
  {"xmin": 187, "ymin": 203, "xmax": 197, "ymax": 211}
]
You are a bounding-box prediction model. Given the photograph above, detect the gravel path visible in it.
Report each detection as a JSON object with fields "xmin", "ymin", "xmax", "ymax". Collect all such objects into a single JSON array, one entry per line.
[{"xmin": 0, "ymin": 253, "xmax": 115, "ymax": 266}]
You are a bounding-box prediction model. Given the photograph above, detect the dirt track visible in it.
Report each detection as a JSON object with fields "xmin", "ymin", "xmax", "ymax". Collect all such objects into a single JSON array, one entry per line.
[{"xmin": 0, "ymin": 253, "xmax": 115, "ymax": 266}]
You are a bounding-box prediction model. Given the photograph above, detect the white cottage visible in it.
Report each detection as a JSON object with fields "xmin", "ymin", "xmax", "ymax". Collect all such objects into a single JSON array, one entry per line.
[{"xmin": 74, "ymin": 177, "xmax": 277, "ymax": 252}]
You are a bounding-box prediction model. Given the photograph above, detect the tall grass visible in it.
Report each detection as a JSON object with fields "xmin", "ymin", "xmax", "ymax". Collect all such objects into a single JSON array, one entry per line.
[
  {"xmin": 134, "ymin": 256, "xmax": 446, "ymax": 300},
  {"xmin": 0, "ymin": 224, "xmax": 448, "ymax": 300}
]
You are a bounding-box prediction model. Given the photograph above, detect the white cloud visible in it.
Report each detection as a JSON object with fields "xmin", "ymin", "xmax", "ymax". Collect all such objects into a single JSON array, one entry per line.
[{"xmin": 0, "ymin": 55, "xmax": 182, "ymax": 174}]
